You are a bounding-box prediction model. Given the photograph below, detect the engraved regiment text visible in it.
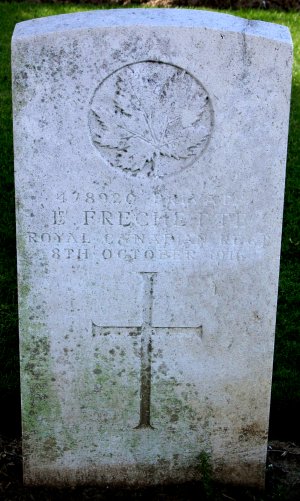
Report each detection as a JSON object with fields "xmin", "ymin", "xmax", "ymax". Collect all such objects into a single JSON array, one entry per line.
[{"xmin": 24, "ymin": 188, "xmax": 267, "ymax": 264}]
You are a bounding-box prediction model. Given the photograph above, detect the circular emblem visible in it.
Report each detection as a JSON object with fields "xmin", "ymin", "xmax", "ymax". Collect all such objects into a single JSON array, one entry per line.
[{"xmin": 89, "ymin": 61, "xmax": 213, "ymax": 178}]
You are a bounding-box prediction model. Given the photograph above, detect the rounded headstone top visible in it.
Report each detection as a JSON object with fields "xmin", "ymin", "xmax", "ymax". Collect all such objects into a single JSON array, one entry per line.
[{"xmin": 12, "ymin": 9, "xmax": 292, "ymax": 45}]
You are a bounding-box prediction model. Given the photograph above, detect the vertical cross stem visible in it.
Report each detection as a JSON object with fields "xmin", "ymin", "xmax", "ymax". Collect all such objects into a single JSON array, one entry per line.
[{"xmin": 135, "ymin": 273, "xmax": 156, "ymax": 429}]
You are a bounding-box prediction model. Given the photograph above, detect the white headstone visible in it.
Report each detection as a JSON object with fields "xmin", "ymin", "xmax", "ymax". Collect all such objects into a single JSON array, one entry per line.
[{"xmin": 12, "ymin": 9, "xmax": 292, "ymax": 488}]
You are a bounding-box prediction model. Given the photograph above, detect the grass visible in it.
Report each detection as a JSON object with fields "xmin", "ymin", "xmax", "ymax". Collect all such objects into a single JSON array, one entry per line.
[{"xmin": 0, "ymin": 2, "xmax": 299, "ymax": 438}]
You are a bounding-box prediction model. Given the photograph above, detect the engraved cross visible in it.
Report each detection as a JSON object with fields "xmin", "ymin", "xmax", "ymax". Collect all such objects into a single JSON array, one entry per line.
[{"xmin": 92, "ymin": 272, "xmax": 202, "ymax": 429}]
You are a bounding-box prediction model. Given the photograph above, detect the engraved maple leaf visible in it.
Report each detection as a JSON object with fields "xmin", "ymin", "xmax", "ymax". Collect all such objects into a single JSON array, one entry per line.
[{"xmin": 89, "ymin": 62, "xmax": 213, "ymax": 177}]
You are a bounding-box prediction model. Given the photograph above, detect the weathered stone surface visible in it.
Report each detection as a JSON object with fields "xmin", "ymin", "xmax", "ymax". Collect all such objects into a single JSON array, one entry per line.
[{"xmin": 12, "ymin": 9, "xmax": 292, "ymax": 488}]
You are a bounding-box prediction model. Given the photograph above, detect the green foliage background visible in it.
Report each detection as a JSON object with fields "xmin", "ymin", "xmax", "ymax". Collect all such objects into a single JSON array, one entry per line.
[{"xmin": 0, "ymin": 2, "xmax": 299, "ymax": 437}]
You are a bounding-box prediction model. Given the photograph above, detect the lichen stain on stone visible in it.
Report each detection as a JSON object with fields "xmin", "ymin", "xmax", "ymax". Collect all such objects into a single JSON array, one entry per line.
[
  {"xmin": 70, "ymin": 341, "xmax": 140, "ymax": 433},
  {"xmin": 21, "ymin": 332, "xmax": 65, "ymax": 463},
  {"xmin": 15, "ymin": 211, "xmax": 34, "ymax": 313},
  {"xmin": 40, "ymin": 437, "xmax": 61, "ymax": 462},
  {"xmin": 238, "ymin": 422, "xmax": 268, "ymax": 443},
  {"xmin": 151, "ymin": 378, "xmax": 207, "ymax": 430},
  {"xmin": 12, "ymin": 70, "xmax": 29, "ymax": 114}
]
